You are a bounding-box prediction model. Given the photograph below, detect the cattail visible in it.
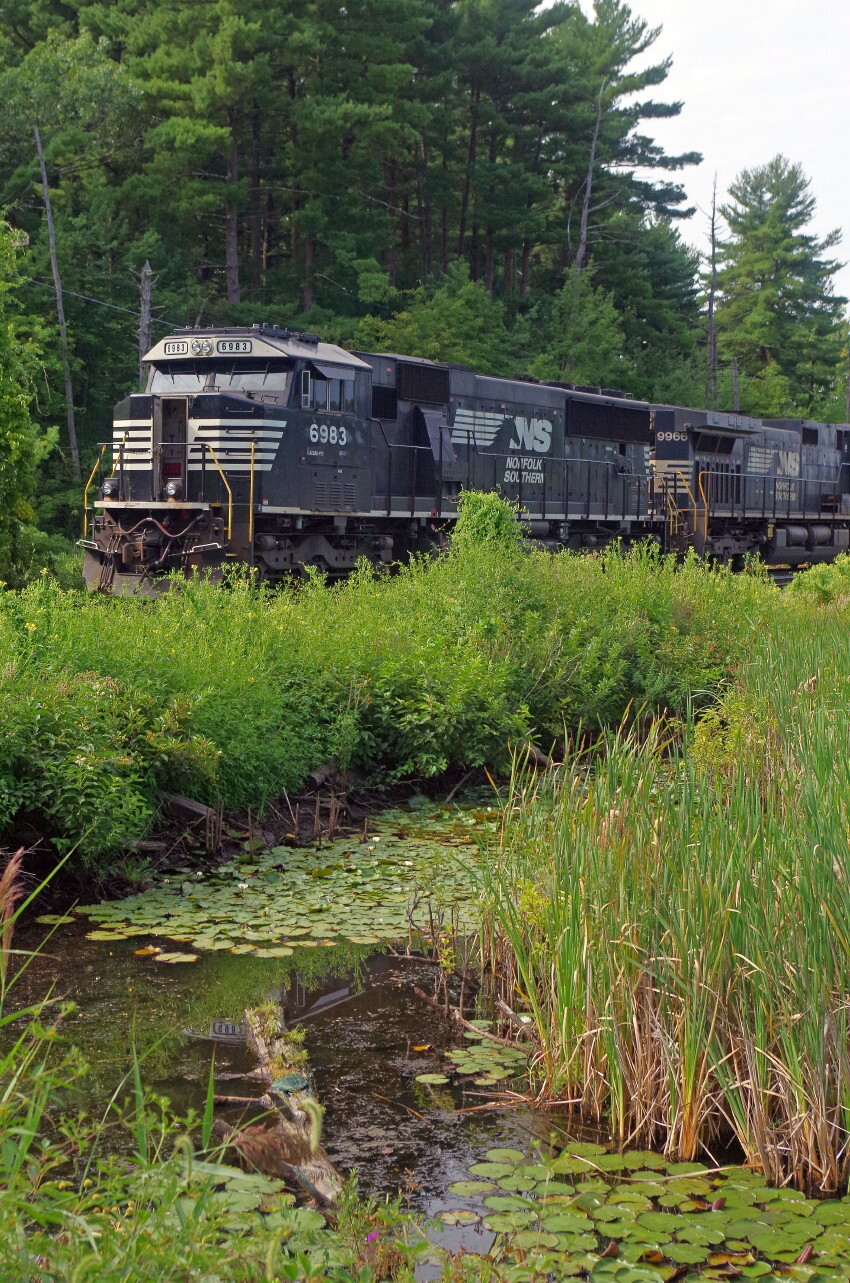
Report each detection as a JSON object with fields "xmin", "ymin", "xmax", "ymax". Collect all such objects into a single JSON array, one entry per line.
[{"xmin": 0, "ymin": 849, "xmax": 24, "ymax": 984}]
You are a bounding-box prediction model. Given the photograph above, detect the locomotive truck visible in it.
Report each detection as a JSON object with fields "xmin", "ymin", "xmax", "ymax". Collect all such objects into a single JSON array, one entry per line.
[{"xmin": 79, "ymin": 323, "xmax": 850, "ymax": 593}]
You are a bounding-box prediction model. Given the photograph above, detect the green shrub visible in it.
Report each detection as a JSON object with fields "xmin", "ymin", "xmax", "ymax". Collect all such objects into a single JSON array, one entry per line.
[{"xmin": 0, "ymin": 497, "xmax": 783, "ymax": 872}]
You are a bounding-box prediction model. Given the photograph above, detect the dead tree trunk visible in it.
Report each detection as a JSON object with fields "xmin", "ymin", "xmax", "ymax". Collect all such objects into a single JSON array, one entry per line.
[
  {"xmin": 574, "ymin": 81, "xmax": 606, "ymax": 276},
  {"xmin": 137, "ymin": 260, "xmax": 154, "ymax": 386},
  {"xmin": 35, "ymin": 125, "xmax": 80, "ymax": 482},
  {"xmin": 457, "ymin": 87, "xmax": 479, "ymax": 260},
  {"xmin": 705, "ymin": 175, "xmax": 719, "ymax": 409},
  {"xmin": 225, "ymin": 114, "xmax": 241, "ymax": 307}
]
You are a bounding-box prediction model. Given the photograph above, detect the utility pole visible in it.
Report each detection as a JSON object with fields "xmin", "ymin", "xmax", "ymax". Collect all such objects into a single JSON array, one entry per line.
[
  {"xmin": 136, "ymin": 260, "xmax": 155, "ymax": 386},
  {"xmin": 706, "ymin": 175, "xmax": 719, "ymax": 409},
  {"xmin": 35, "ymin": 124, "xmax": 80, "ymax": 482},
  {"xmin": 732, "ymin": 356, "xmax": 739, "ymax": 412}
]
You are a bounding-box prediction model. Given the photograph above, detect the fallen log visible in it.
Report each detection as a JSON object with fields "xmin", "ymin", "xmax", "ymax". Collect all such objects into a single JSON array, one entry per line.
[
  {"xmin": 413, "ymin": 986, "xmax": 533, "ymax": 1048},
  {"xmin": 213, "ymin": 1002, "xmax": 341, "ymax": 1209},
  {"xmin": 161, "ymin": 791, "xmax": 222, "ymax": 851}
]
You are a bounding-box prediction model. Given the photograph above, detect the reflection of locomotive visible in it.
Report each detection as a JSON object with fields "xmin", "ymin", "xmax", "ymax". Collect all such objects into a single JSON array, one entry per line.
[{"xmin": 80, "ymin": 323, "xmax": 850, "ymax": 593}]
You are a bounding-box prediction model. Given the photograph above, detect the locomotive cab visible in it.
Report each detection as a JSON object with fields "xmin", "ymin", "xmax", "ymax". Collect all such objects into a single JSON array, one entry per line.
[{"xmin": 81, "ymin": 325, "xmax": 376, "ymax": 592}]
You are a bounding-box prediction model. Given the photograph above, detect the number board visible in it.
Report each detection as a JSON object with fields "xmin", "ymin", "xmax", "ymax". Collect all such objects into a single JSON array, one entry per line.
[
  {"xmin": 164, "ymin": 340, "xmax": 188, "ymax": 355},
  {"xmin": 217, "ymin": 339, "xmax": 252, "ymax": 354}
]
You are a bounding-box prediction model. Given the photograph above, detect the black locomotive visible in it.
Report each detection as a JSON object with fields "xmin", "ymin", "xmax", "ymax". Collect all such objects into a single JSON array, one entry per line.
[{"xmin": 80, "ymin": 323, "xmax": 850, "ymax": 593}]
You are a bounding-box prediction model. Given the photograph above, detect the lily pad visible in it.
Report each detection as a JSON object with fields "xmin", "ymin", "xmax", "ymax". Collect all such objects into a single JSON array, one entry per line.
[
  {"xmin": 469, "ymin": 1162, "xmax": 515, "ymax": 1179},
  {"xmin": 440, "ymin": 1209, "xmax": 480, "ymax": 1226},
  {"xmin": 35, "ymin": 914, "xmax": 75, "ymax": 925},
  {"xmin": 154, "ymin": 952, "xmax": 199, "ymax": 964},
  {"xmin": 485, "ymin": 1148, "xmax": 525, "ymax": 1164},
  {"xmin": 483, "ymin": 1211, "xmax": 537, "ymax": 1232},
  {"xmin": 416, "ymin": 1074, "xmax": 449, "ymax": 1085},
  {"xmin": 498, "ymin": 1174, "xmax": 538, "ymax": 1192},
  {"xmin": 447, "ymin": 1181, "xmax": 497, "ymax": 1197},
  {"xmin": 514, "ymin": 1230, "xmax": 559, "ymax": 1250},
  {"xmin": 664, "ymin": 1244, "xmax": 709, "ymax": 1264},
  {"xmin": 273, "ymin": 1208, "xmax": 326, "ymax": 1232},
  {"xmin": 483, "ymin": 1195, "xmax": 534, "ymax": 1212},
  {"xmin": 674, "ymin": 1225, "xmax": 726, "ymax": 1247},
  {"xmin": 638, "ymin": 1213, "xmax": 681, "ymax": 1233},
  {"xmin": 541, "ymin": 1212, "xmax": 592, "ymax": 1234}
]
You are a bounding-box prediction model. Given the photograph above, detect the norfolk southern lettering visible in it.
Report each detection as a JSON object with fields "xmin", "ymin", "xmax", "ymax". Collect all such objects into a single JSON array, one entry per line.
[{"xmin": 81, "ymin": 323, "xmax": 850, "ymax": 593}]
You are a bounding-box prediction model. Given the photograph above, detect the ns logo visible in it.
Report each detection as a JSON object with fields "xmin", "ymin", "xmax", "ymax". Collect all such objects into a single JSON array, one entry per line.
[
  {"xmin": 777, "ymin": 450, "xmax": 800, "ymax": 477},
  {"xmin": 509, "ymin": 417, "xmax": 553, "ymax": 453}
]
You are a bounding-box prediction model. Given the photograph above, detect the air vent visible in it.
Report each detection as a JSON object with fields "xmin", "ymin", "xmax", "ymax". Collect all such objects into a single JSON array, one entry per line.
[
  {"xmin": 692, "ymin": 433, "xmax": 735, "ymax": 455},
  {"xmin": 344, "ymin": 482, "xmax": 356, "ymax": 508},
  {"xmin": 802, "ymin": 426, "xmax": 819, "ymax": 446},
  {"xmin": 312, "ymin": 479, "xmax": 328, "ymax": 509},
  {"xmin": 372, "ymin": 385, "xmax": 398, "ymax": 420},
  {"xmin": 397, "ymin": 362, "xmax": 449, "ymax": 405},
  {"xmin": 567, "ymin": 398, "xmax": 650, "ymax": 443},
  {"xmin": 329, "ymin": 481, "xmax": 343, "ymax": 509}
]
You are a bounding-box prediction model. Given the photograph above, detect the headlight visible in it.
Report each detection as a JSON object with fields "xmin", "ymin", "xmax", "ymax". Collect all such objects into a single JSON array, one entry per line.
[
  {"xmin": 164, "ymin": 479, "xmax": 182, "ymax": 498},
  {"xmin": 191, "ymin": 338, "xmax": 213, "ymax": 356},
  {"xmin": 101, "ymin": 478, "xmax": 119, "ymax": 498}
]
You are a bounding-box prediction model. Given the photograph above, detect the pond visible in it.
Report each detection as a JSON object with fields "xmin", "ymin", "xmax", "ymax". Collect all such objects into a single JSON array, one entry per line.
[{"xmin": 13, "ymin": 801, "xmax": 850, "ymax": 1280}]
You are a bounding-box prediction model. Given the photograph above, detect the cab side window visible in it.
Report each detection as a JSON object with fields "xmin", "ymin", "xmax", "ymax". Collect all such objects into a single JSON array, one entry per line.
[{"xmin": 300, "ymin": 369, "xmax": 355, "ymax": 412}]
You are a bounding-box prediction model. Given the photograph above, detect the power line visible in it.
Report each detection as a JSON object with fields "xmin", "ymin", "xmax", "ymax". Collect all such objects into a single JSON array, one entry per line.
[{"xmin": 16, "ymin": 276, "xmax": 181, "ymax": 328}]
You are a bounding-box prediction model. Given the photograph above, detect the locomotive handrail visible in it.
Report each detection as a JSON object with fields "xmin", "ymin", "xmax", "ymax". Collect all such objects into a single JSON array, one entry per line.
[
  {"xmin": 697, "ymin": 471, "xmax": 710, "ymax": 543},
  {"xmin": 249, "ymin": 441, "xmax": 256, "ymax": 548},
  {"xmin": 199, "ymin": 442, "xmax": 233, "ymax": 542},
  {"xmin": 83, "ymin": 443, "xmax": 110, "ymax": 536}
]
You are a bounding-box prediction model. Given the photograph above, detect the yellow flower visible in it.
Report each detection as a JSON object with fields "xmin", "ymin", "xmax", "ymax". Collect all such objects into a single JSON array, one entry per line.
[{"xmin": 25, "ymin": 622, "xmax": 36, "ymax": 631}]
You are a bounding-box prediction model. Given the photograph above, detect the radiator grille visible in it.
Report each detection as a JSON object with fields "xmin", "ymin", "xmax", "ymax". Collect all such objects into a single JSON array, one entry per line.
[
  {"xmin": 397, "ymin": 362, "xmax": 449, "ymax": 405},
  {"xmin": 567, "ymin": 397, "xmax": 651, "ymax": 443}
]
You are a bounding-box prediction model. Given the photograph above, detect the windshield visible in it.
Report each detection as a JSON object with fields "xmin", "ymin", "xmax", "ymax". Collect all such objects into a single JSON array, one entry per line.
[{"xmin": 148, "ymin": 359, "xmax": 292, "ymax": 396}]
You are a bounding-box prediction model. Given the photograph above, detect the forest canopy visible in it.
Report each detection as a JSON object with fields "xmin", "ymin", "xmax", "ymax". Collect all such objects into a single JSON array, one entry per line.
[{"xmin": 0, "ymin": 0, "xmax": 846, "ymax": 552}]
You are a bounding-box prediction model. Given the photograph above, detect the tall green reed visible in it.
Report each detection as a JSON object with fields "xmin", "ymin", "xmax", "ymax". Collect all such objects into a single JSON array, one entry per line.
[{"xmin": 478, "ymin": 607, "xmax": 850, "ymax": 1191}]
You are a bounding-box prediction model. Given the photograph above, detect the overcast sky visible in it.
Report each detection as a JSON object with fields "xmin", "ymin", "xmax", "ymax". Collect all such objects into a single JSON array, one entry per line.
[{"xmin": 578, "ymin": 0, "xmax": 850, "ymax": 302}]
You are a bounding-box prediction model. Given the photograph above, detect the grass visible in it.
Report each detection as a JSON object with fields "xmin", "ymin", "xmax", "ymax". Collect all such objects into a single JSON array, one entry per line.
[
  {"xmin": 476, "ymin": 599, "xmax": 850, "ymax": 1194},
  {"xmin": 0, "ymin": 493, "xmax": 778, "ymax": 875}
]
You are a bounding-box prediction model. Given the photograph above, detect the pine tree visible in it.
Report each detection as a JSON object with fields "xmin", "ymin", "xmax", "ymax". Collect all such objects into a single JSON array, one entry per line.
[
  {"xmin": 715, "ymin": 155, "xmax": 846, "ymax": 413},
  {"xmin": 526, "ymin": 270, "xmax": 625, "ymax": 387}
]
